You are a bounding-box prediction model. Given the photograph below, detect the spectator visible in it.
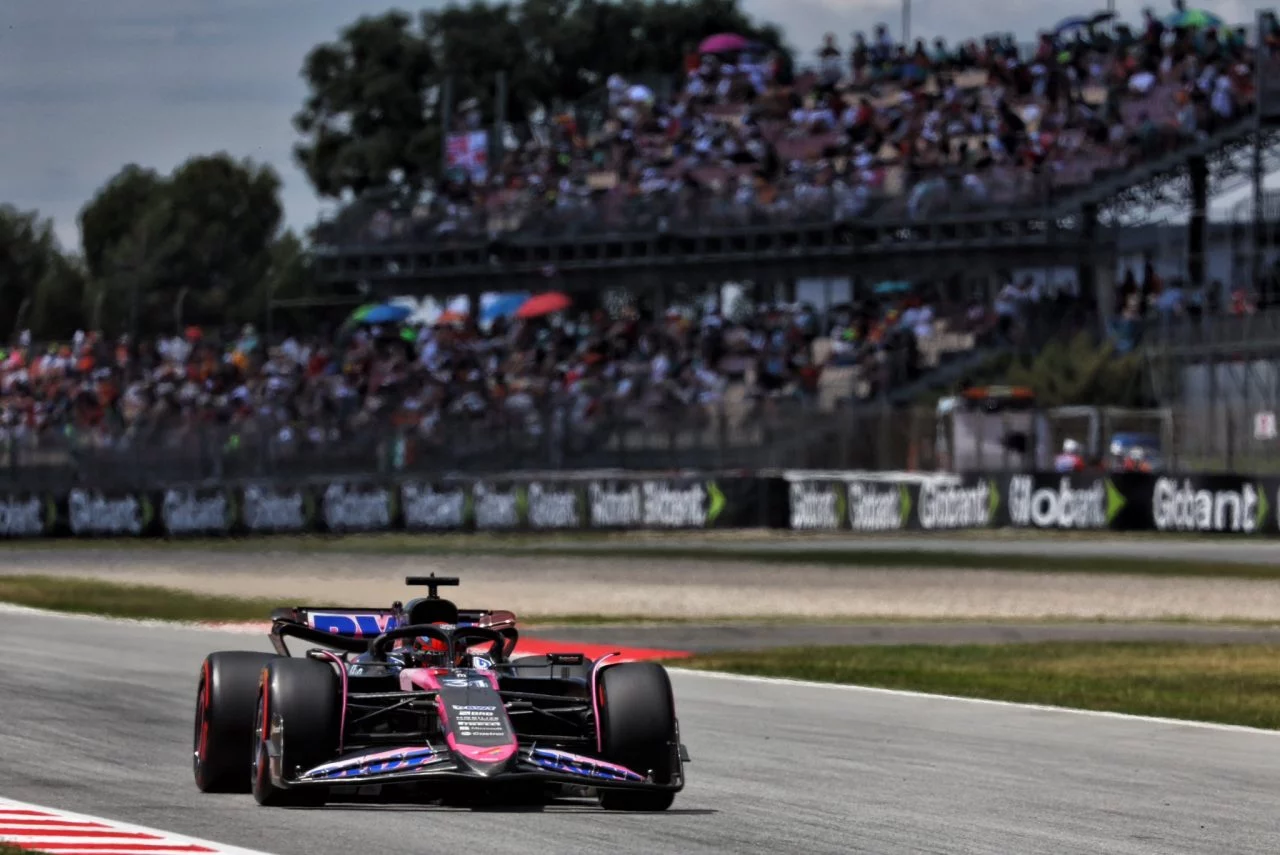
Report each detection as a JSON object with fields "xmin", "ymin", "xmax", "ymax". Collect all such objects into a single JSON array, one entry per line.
[{"xmin": 322, "ymin": 9, "xmax": 1263, "ymax": 248}]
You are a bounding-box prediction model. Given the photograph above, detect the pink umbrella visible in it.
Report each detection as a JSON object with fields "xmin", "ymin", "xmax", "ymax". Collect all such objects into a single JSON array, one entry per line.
[{"xmin": 698, "ymin": 33, "xmax": 749, "ymax": 54}]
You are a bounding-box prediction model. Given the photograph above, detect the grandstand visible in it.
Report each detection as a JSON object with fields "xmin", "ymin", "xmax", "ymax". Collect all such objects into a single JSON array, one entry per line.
[
  {"xmin": 316, "ymin": 9, "xmax": 1276, "ymax": 247},
  {"xmin": 6, "ymin": 4, "xmax": 1280, "ymax": 486}
]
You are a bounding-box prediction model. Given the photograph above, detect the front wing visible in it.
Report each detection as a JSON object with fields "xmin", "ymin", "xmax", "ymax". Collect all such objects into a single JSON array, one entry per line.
[{"xmin": 282, "ymin": 743, "xmax": 686, "ymax": 793}]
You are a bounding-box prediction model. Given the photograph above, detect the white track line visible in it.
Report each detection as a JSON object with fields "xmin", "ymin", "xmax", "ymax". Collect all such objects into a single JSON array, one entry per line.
[
  {"xmin": 669, "ymin": 668, "xmax": 1280, "ymax": 736},
  {"xmin": 0, "ymin": 796, "xmax": 273, "ymax": 855}
]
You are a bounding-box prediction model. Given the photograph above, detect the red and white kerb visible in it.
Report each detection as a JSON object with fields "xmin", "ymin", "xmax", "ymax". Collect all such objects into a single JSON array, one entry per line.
[{"xmin": 0, "ymin": 797, "xmax": 272, "ymax": 855}]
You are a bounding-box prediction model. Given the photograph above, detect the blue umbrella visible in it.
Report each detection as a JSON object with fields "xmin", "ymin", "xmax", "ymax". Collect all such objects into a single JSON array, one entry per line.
[
  {"xmin": 1165, "ymin": 8, "xmax": 1224, "ymax": 29},
  {"xmin": 873, "ymin": 280, "xmax": 912, "ymax": 295},
  {"xmin": 481, "ymin": 293, "xmax": 531, "ymax": 324},
  {"xmin": 1054, "ymin": 15, "xmax": 1092, "ymax": 34},
  {"xmin": 349, "ymin": 303, "xmax": 412, "ymax": 325}
]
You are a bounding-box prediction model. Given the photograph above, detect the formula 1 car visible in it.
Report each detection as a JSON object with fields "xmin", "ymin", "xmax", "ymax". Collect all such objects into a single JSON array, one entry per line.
[{"xmin": 192, "ymin": 575, "xmax": 687, "ymax": 810}]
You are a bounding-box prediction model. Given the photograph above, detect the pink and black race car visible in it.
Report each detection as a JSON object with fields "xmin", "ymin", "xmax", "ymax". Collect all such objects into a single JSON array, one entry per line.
[{"xmin": 192, "ymin": 575, "xmax": 687, "ymax": 810}]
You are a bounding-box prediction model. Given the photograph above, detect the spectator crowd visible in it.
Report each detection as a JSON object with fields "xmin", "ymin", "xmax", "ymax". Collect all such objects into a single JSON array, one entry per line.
[
  {"xmin": 0, "ymin": 280, "xmax": 1067, "ymax": 469},
  {"xmin": 335, "ymin": 1, "xmax": 1278, "ymax": 245},
  {"xmin": 6, "ymin": 4, "xmax": 1271, "ymax": 476}
]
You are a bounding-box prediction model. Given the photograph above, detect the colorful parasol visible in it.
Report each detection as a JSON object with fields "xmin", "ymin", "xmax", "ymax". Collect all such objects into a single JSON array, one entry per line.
[{"xmin": 516, "ymin": 292, "xmax": 572, "ymax": 318}]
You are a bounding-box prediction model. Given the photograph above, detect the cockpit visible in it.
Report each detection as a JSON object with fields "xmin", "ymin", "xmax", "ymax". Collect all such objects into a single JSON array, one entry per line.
[
  {"xmin": 268, "ymin": 575, "xmax": 520, "ymax": 676},
  {"xmin": 348, "ymin": 592, "xmax": 497, "ymax": 675}
]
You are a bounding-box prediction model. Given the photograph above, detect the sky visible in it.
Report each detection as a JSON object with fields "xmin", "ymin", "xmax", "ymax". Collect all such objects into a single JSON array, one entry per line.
[{"xmin": 2, "ymin": 0, "xmax": 1277, "ymax": 252}]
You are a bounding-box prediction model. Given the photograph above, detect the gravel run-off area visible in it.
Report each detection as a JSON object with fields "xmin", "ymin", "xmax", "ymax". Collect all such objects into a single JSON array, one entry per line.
[{"xmin": 6, "ymin": 548, "xmax": 1280, "ymax": 621}]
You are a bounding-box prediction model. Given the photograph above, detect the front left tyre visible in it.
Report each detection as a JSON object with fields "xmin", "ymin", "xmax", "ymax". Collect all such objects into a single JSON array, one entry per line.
[
  {"xmin": 595, "ymin": 661, "xmax": 680, "ymax": 811},
  {"xmin": 194, "ymin": 651, "xmax": 280, "ymax": 793}
]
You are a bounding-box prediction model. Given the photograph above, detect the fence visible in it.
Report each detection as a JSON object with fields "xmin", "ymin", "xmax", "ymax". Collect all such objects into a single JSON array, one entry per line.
[
  {"xmin": 0, "ymin": 396, "xmax": 858, "ymax": 492},
  {"xmin": 313, "ymin": 167, "xmax": 1073, "ymax": 250},
  {"xmin": 11, "ymin": 399, "xmax": 1280, "ymax": 496}
]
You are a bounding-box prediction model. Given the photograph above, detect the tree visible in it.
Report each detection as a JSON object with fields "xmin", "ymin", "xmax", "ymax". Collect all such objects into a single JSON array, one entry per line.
[
  {"xmin": 293, "ymin": 0, "xmax": 788, "ymax": 201},
  {"xmin": 0, "ymin": 205, "xmax": 86, "ymax": 340},
  {"xmin": 292, "ymin": 11, "xmax": 439, "ymax": 201},
  {"xmin": 77, "ymin": 154, "xmax": 286, "ymax": 334},
  {"xmin": 1002, "ymin": 332, "xmax": 1151, "ymax": 408},
  {"xmin": 77, "ymin": 165, "xmax": 164, "ymax": 285}
]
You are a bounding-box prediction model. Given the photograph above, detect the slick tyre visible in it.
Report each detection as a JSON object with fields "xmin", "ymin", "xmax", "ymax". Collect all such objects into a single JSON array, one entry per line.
[
  {"xmin": 596, "ymin": 662, "xmax": 678, "ymax": 811},
  {"xmin": 251, "ymin": 658, "xmax": 341, "ymax": 807},
  {"xmin": 194, "ymin": 651, "xmax": 280, "ymax": 793}
]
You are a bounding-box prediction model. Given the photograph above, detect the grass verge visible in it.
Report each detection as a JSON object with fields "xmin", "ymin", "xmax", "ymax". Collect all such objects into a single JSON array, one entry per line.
[
  {"xmin": 0, "ymin": 575, "xmax": 281, "ymax": 623},
  {"xmin": 0, "ymin": 532, "xmax": 1277, "ymax": 578},
  {"xmin": 675, "ymin": 642, "xmax": 1280, "ymax": 729},
  {"xmin": 2, "ymin": 846, "xmax": 44, "ymax": 855}
]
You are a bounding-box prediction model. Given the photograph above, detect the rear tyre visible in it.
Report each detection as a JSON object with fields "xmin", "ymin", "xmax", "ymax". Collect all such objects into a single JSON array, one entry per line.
[
  {"xmin": 596, "ymin": 662, "xmax": 678, "ymax": 811},
  {"xmin": 194, "ymin": 651, "xmax": 279, "ymax": 793},
  {"xmin": 251, "ymin": 658, "xmax": 341, "ymax": 807}
]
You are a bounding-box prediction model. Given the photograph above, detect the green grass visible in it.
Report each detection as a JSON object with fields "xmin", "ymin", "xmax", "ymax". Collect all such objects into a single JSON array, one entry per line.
[
  {"xmin": 676, "ymin": 642, "xmax": 1280, "ymax": 729},
  {"xmin": 1, "ymin": 531, "xmax": 1278, "ymax": 578},
  {"xmin": 2, "ymin": 846, "xmax": 44, "ymax": 855},
  {"xmin": 0, "ymin": 575, "xmax": 282, "ymax": 623}
]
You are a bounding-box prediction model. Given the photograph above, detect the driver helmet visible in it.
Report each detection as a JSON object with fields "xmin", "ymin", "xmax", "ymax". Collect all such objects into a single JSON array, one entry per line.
[
  {"xmin": 409, "ymin": 629, "xmax": 452, "ymax": 666},
  {"xmin": 1062, "ymin": 439, "xmax": 1081, "ymax": 455}
]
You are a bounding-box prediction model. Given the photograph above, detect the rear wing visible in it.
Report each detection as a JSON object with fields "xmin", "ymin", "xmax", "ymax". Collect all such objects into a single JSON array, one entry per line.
[
  {"xmin": 272, "ymin": 607, "xmax": 518, "ymax": 635},
  {"xmin": 268, "ymin": 606, "xmax": 519, "ymax": 657}
]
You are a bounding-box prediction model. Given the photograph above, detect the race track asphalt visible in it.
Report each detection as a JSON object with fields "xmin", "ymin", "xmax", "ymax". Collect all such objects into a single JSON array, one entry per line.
[{"xmin": 3, "ymin": 608, "xmax": 1278, "ymax": 854}]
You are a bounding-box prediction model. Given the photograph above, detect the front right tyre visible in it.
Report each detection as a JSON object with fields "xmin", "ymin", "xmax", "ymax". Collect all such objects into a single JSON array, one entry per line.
[
  {"xmin": 251, "ymin": 657, "xmax": 341, "ymax": 807},
  {"xmin": 194, "ymin": 651, "xmax": 280, "ymax": 793}
]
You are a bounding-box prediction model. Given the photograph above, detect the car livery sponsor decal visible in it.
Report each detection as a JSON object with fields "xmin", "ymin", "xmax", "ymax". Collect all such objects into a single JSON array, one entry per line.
[
  {"xmin": 298, "ymin": 746, "xmax": 442, "ymax": 780},
  {"xmin": 526, "ymin": 747, "xmax": 645, "ymax": 782},
  {"xmin": 449, "ymin": 703, "xmax": 507, "ymax": 740},
  {"xmin": 307, "ymin": 612, "xmax": 399, "ymax": 636}
]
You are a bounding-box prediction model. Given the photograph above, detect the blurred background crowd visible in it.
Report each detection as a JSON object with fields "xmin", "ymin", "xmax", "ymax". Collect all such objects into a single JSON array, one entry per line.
[{"xmin": 3, "ymin": 1, "xmax": 1273, "ymax": 477}]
